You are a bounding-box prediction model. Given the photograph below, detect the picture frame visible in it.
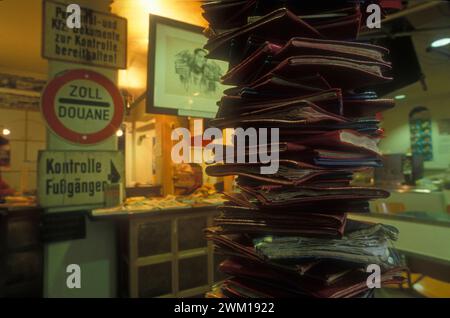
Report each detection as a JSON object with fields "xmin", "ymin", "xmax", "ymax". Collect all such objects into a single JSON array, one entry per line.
[{"xmin": 147, "ymin": 14, "xmax": 229, "ymax": 119}]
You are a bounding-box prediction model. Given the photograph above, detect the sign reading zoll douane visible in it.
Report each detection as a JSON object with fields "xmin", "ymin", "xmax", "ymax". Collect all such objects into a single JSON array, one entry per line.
[
  {"xmin": 43, "ymin": 0, "xmax": 127, "ymax": 69},
  {"xmin": 38, "ymin": 151, "xmax": 123, "ymax": 208},
  {"xmin": 41, "ymin": 69, "xmax": 124, "ymax": 145}
]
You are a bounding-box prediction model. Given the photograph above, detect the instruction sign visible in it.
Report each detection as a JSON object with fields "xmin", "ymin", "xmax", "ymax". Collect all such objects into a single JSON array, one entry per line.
[
  {"xmin": 38, "ymin": 150, "xmax": 124, "ymax": 208},
  {"xmin": 43, "ymin": 0, "xmax": 127, "ymax": 69}
]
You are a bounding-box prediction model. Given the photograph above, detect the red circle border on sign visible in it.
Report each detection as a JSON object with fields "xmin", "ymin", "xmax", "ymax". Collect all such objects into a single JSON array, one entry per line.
[{"xmin": 41, "ymin": 69, "xmax": 124, "ymax": 145}]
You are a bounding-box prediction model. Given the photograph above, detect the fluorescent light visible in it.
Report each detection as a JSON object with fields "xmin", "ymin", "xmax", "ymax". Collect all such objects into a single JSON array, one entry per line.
[
  {"xmin": 395, "ymin": 95, "xmax": 406, "ymax": 100},
  {"xmin": 116, "ymin": 129, "xmax": 124, "ymax": 137},
  {"xmin": 2, "ymin": 128, "xmax": 10, "ymax": 136},
  {"xmin": 431, "ymin": 38, "xmax": 450, "ymax": 48}
]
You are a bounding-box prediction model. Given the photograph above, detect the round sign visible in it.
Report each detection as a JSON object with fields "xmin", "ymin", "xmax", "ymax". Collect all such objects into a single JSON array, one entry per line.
[{"xmin": 41, "ymin": 69, "xmax": 124, "ymax": 145}]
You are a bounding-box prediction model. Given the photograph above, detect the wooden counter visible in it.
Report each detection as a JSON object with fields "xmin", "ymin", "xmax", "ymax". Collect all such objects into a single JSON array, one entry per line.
[{"xmin": 92, "ymin": 205, "xmax": 224, "ymax": 298}]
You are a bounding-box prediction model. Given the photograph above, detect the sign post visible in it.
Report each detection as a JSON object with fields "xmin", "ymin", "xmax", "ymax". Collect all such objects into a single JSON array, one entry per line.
[{"xmin": 40, "ymin": 0, "xmax": 127, "ymax": 297}]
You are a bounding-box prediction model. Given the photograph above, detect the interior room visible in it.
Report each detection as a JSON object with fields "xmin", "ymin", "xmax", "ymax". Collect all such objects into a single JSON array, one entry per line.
[{"xmin": 1, "ymin": 0, "xmax": 450, "ymax": 300}]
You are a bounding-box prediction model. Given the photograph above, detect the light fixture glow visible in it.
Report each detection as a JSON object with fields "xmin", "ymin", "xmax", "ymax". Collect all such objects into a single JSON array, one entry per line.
[
  {"xmin": 431, "ymin": 38, "xmax": 450, "ymax": 48},
  {"xmin": 395, "ymin": 95, "xmax": 406, "ymax": 100},
  {"xmin": 116, "ymin": 129, "xmax": 124, "ymax": 137},
  {"xmin": 2, "ymin": 128, "xmax": 11, "ymax": 136}
]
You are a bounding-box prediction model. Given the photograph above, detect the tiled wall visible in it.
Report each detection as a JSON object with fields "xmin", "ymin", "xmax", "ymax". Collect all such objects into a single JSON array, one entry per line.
[{"xmin": 0, "ymin": 108, "xmax": 46, "ymax": 193}]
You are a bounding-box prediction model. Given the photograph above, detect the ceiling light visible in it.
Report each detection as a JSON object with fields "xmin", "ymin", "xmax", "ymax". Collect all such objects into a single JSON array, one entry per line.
[
  {"xmin": 431, "ymin": 38, "xmax": 450, "ymax": 48},
  {"xmin": 2, "ymin": 128, "xmax": 11, "ymax": 136},
  {"xmin": 395, "ymin": 95, "xmax": 406, "ymax": 100},
  {"xmin": 116, "ymin": 129, "xmax": 124, "ymax": 137}
]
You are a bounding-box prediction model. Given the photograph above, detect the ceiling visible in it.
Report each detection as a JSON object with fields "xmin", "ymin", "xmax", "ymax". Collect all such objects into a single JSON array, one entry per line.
[
  {"xmin": 375, "ymin": 1, "xmax": 450, "ymax": 100},
  {"xmin": 0, "ymin": 0, "xmax": 449, "ymax": 100}
]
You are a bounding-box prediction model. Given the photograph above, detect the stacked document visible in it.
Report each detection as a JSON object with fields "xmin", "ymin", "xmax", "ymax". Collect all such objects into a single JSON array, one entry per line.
[
  {"xmin": 206, "ymin": 221, "xmax": 403, "ymax": 298},
  {"xmin": 202, "ymin": 0, "xmax": 406, "ymax": 298}
]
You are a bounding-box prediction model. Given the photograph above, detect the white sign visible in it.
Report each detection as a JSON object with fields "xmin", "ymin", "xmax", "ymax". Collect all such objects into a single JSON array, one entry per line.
[
  {"xmin": 43, "ymin": 0, "xmax": 127, "ymax": 69},
  {"xmin": 37, "ymin": 150, "xmax": 124, "ymax": 208},
  {"xmin": 41, "ymin": 69, "xmax": 124, "ymax": 145}
]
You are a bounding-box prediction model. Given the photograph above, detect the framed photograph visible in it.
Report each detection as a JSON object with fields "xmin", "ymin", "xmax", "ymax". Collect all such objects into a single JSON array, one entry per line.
[{"xmin": 147, "ymin": 14, "xmax": 229, "ymax": 119}]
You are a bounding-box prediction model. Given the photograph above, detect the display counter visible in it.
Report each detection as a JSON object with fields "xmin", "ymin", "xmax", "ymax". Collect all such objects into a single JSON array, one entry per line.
[
  {"xmin": 91, "ymin": 204, "xmax": 225, "ymax": 298},
  {"xmin": 349, "ymin": 212, "xmax": 450, "ymax": 283},
  {"xmin": 369, "ymin": 188, "xmax": 450, "ymax": 216}
]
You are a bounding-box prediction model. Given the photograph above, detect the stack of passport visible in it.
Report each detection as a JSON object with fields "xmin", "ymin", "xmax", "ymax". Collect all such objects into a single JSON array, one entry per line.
[{"xmin": 202, "ymin": 0, "xmax": 406, "ymax": 298}]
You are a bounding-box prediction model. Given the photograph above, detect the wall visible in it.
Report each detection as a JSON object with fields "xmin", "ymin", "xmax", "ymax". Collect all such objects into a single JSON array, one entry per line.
[
  {"xmin": 379, "ymin": 29, "xmax": 450, "ymax": 172},
  {"xmin": 0, "ymin": 109, "xmax": 46, "ymax": 192},
  {"xmin": 0, "ymin": 73, "xmax": 46, "ymax": 193},
  {"xmin": 380, "ymin": 91, "xmax": 450, "ymax": 172},
  {"xmin": 125, "ymin": 120, "xmax": 156, "ymax": 187}
]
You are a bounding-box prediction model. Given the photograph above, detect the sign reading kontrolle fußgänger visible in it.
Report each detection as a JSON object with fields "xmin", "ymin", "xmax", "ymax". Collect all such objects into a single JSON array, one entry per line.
[
  {"xmin": 38, "ymin": 151, "xmax": 124, "ymax": 208},
  {"xmin": 43, "ymin": 0, "xmax": 127, "ymax": 69}
]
